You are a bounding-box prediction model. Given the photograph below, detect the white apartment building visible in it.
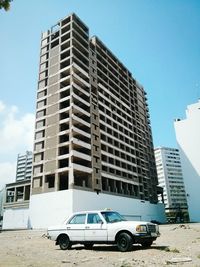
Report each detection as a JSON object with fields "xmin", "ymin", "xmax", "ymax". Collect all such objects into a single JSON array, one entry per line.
[
  {"xmin": 16, "ymin": 151, "xmax": 33, "ymax": 181},
  {"xmin": 154, "ymin": 147, "xmax": 188, "ymax": 215},
  {"xmin": 174, "ymin": 100, "xmax": 200, "ymax": 222}
]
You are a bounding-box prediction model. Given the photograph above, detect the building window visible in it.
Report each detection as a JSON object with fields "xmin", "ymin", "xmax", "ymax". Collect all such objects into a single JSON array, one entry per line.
[
  {"xmin": 36, "ymin": 120, "xmax": 45, "ymax": 129},
  {"xmin": 37, "ymin": 99, "xmax": 46, "ymax": 109},
  {"xmin": 36, "ymin": 110, "xmax": 46, "ymax": 119},
  {"xmin": 33, "ymin": 177, "xmax": 42, "ymax": 188},
  {"xmin": 45, "ymin": 174, "xmax": 55, "ymax": 188},
  {"xmin": 34, "ymin": 141, "xmax": 44, "ymax": 151},
  {"xmin": 41, "ymin": 38, "xmax": 48, "ymax": 46},
  {"xmin": 33, "ymin": 165, "xmax": 43, "ymax": 175}
]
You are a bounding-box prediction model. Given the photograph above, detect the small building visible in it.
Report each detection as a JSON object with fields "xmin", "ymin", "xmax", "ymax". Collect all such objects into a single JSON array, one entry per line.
[{"xmin": 2, "ymin": 152, "xmax": 32, "ymax": 229}]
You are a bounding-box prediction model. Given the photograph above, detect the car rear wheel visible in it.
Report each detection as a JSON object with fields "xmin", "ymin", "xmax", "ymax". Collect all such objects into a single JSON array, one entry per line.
[
  {"xmin": 59, "ymin": 235, "xmax": 71, "ymax": 250},
  {"xmin": 117, "ymin": 232, "xmax": 132, "ymax": 252}
]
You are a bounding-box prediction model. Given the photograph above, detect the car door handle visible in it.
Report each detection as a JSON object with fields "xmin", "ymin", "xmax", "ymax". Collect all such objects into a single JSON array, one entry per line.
[
  {"xmin": 85, "ymin": 226, "xmax": 90, "ymax": 229},
  {"xmin": 66, "ymin": 227, "xmax": 71, "ymax": 230}
]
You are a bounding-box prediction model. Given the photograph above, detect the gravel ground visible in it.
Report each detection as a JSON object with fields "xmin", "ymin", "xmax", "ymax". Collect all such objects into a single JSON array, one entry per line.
[{"xmin": 1, "ymin": 223, "xmax": 200, "ymax": 267}]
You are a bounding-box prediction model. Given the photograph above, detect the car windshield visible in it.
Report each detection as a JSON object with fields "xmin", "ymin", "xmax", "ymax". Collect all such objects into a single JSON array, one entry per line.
[{"xmin": 101, "ymin": 211, "xmax": 127, "ymax": 223}]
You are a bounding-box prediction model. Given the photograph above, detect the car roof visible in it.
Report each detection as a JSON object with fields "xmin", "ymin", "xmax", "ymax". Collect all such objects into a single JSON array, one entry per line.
[{"xmin": 72, "ymin": 209, "xmax": 114, "ymax": 215}]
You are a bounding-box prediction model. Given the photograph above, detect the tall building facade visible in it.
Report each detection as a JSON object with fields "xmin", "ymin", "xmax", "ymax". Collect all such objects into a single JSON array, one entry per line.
[
  {"xmin": 174, "ymin": 100, "xmax": 200, "ymax": 222},
  {"xmin": 29, "ymin": 13, "xmax": 165, "ymax": 228},
  {"xmin": 154, "ymin": 147, "xmax": 188, "ymax": 217}
]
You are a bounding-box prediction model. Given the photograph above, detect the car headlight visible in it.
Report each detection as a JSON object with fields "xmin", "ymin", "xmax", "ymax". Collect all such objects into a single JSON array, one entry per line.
[{"xmin": 136, "ymin": 225, "xmax": 147, "ymax": 233}]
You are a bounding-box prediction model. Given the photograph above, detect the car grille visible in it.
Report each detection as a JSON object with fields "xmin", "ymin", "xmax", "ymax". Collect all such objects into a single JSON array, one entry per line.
[{"xmin": 147, "ymin": 224, "xmax": 156, "ymax": 233}]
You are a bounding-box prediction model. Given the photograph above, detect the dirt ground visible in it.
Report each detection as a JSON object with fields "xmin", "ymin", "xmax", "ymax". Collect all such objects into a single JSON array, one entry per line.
[{"xmin": 1, "ymin": 223, "xmax": 200, "ymax": 267}]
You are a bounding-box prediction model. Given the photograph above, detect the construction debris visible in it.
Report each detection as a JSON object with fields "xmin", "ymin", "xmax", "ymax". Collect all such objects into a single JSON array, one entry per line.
[
  {"xmin": 166, "ymin": 257, "xmax": 192, "ymax": 264},
  {"xmin": 171, "ymin": 224, "xmax": 191, "ymax": 231}
]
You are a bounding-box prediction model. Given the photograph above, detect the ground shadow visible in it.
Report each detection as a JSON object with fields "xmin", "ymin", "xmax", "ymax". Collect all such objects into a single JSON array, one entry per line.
[{"xmin": 56, "ymin": 244, "xmax": 169, "ymax": 252}]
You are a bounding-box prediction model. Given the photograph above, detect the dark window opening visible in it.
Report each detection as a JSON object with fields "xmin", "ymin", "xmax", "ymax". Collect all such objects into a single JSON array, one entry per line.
[
  {"xmin": 59, "ymin": 158, "xmax": 69, "ymax": 168},
  {"xmin": 59, "ymin": 146, "xmax": 69, "ymax": 155},
  {"xmin": 24, "ymin": 185, "xmax": 30, "ymax": 200},
  {"xmin": 45, "ymin": 174, "xmax": 55, "ymax": 188},
  {"xmin": 59, "ymin": 135, "xmax": 69, "ymax": 143},
  {"xmin": 59, "ymin": 173, "xmax": 68, "ymax": 190},
  {"xmin": 74, "ymin": 171, "xmax": 91, "ymax": 188}
]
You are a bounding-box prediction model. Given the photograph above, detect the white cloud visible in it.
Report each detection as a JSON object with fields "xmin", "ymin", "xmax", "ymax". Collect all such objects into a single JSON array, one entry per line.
[
  {"xmin": 0, "ymin": 101, "xmax": 35, "ymax": 189},
  {"xmin": 0, "ymin": 100, "xmax": 6, "ymax": 113},
  {"xmin": 0, "ymin": 102, "xmax": 35, "ymax": 156},
  {"xmin": 0, "ymin": 162, "xmax": 16, "ymax": 190}
]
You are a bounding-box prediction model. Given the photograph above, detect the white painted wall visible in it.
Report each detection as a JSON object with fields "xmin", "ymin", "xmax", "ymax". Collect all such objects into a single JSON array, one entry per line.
[
  {"xmin": 29, "ymin": 190, "xmax": 73, "ymax": 229},
  {"xmin": 72, "ymin": 189, "xmax": 166, "ymax": 223},
  {"xmin": 174, "ymin": 100, "xmax": 200, "ymax": 222},
  {"xmin": 3, "ymin": 208, "xmax": 29, "ymax": 229},
  {"xmin": 28, "ymin": 189, "xmax": 165, "ymax": 229},
  {"xmin": 3, "ymin": 189, "xmax": 166, "ymax": 229}
]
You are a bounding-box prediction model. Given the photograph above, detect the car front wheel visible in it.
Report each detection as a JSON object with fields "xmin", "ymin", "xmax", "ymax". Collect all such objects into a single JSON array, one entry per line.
[
  {"xmin": 58, "ymin": 235, "xmax": 71, "ymax": 250},
  {"xmin": 117, "ymin": 232, "xmax": 132, "ymax": 252}
]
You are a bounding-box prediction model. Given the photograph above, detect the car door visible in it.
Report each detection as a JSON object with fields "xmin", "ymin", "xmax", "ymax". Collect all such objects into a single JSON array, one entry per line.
[
  {"xmin": 66, "ymin": 213, "xmax": 86, "ymax": 241},
  {"xmin": 84, "ymin": 212, "xmax": 108, "ymax": 241}
]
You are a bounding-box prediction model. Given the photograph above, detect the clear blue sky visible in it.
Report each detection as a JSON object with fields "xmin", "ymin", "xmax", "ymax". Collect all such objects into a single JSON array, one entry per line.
[{"xmin": 0, "ymin": 0, "xmax": 200, "ymax": 149}]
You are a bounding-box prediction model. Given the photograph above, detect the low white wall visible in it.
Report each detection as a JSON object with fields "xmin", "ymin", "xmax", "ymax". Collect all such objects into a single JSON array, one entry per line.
[
  {"xmin": 29, "ymin": 190, "xmax": 73, "ymax": 229},
  {"xmin": 23, "ymin": 189, "xmax": 165, "ymax": 229},
  {"xmin": 3, "ymin": 207, "xmax": 29, "ymax": 230},
  {"xmin": 72, "ymin": 190, "xmax": 166, "ymax": 223},
  {"xmin": 3, "ymin": 189, "xmax": 165, "ymax": 229}
]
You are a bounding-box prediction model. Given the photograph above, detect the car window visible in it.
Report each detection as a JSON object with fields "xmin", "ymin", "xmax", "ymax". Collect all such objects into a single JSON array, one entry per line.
[
  {"xmin": 68, "ymin": 214, "xmax": 86, "ymax": 224},
  {"xmin": 101, "ymin": 211, "xmax": 126, "ymax": 223},
  {"xmin": 87, "ymin": 213, "xmax": 102, "ymax": 224}
]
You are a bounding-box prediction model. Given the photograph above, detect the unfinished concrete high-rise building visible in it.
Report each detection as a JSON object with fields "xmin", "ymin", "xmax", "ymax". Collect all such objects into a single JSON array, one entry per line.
[{"xmin": 29, "ymin": 13, "xmax": 165, "ymax": 228}]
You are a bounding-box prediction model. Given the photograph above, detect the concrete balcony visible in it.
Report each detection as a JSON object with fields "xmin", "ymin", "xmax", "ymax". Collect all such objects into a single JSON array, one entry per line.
[
  {"xmin": 72, "ymin": 114, "xmax": 90, "ymax": 128},
  {"xmin": 71, "ymin": 137, "xmax": 91, "ymax": 150},
  {"xmin": 72, "ymin": 163, "xmax": 92, "ymax": 173},
  {"xmin": 72, "ymin": 126, "xmax": 91, "ymax": 138},
  {"xmin": 70, "ymin": 150, "xmax": 91, "ymax": 161}
]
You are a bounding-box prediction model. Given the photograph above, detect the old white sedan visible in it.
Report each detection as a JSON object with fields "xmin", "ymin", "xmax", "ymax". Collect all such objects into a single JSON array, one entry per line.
[{"xmin": 47, "ymin": 210, "xmax": 160, "ymax": 252}]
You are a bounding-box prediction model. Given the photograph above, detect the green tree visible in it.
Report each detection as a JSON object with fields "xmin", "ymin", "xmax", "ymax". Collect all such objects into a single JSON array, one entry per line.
[{"xmin": 0, "ymin": 0, "xmax": 13, "ymax": 11}]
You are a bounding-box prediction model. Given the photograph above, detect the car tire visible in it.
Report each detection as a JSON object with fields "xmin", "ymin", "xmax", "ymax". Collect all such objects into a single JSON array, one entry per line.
[
  {"xmin": 84, "ymin": 243, "xmax": 94, "ymax": 249},
  {"xmin": 141, "ymin": 240, "xmax": 153, "ymax": 248},
  {"xmin": 117, "ymin": 232, "xmax": 132, "ymax": 252},
  {"xmin": 58, "ymin": 235, "xmax": 71, "ymax": 250}
]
